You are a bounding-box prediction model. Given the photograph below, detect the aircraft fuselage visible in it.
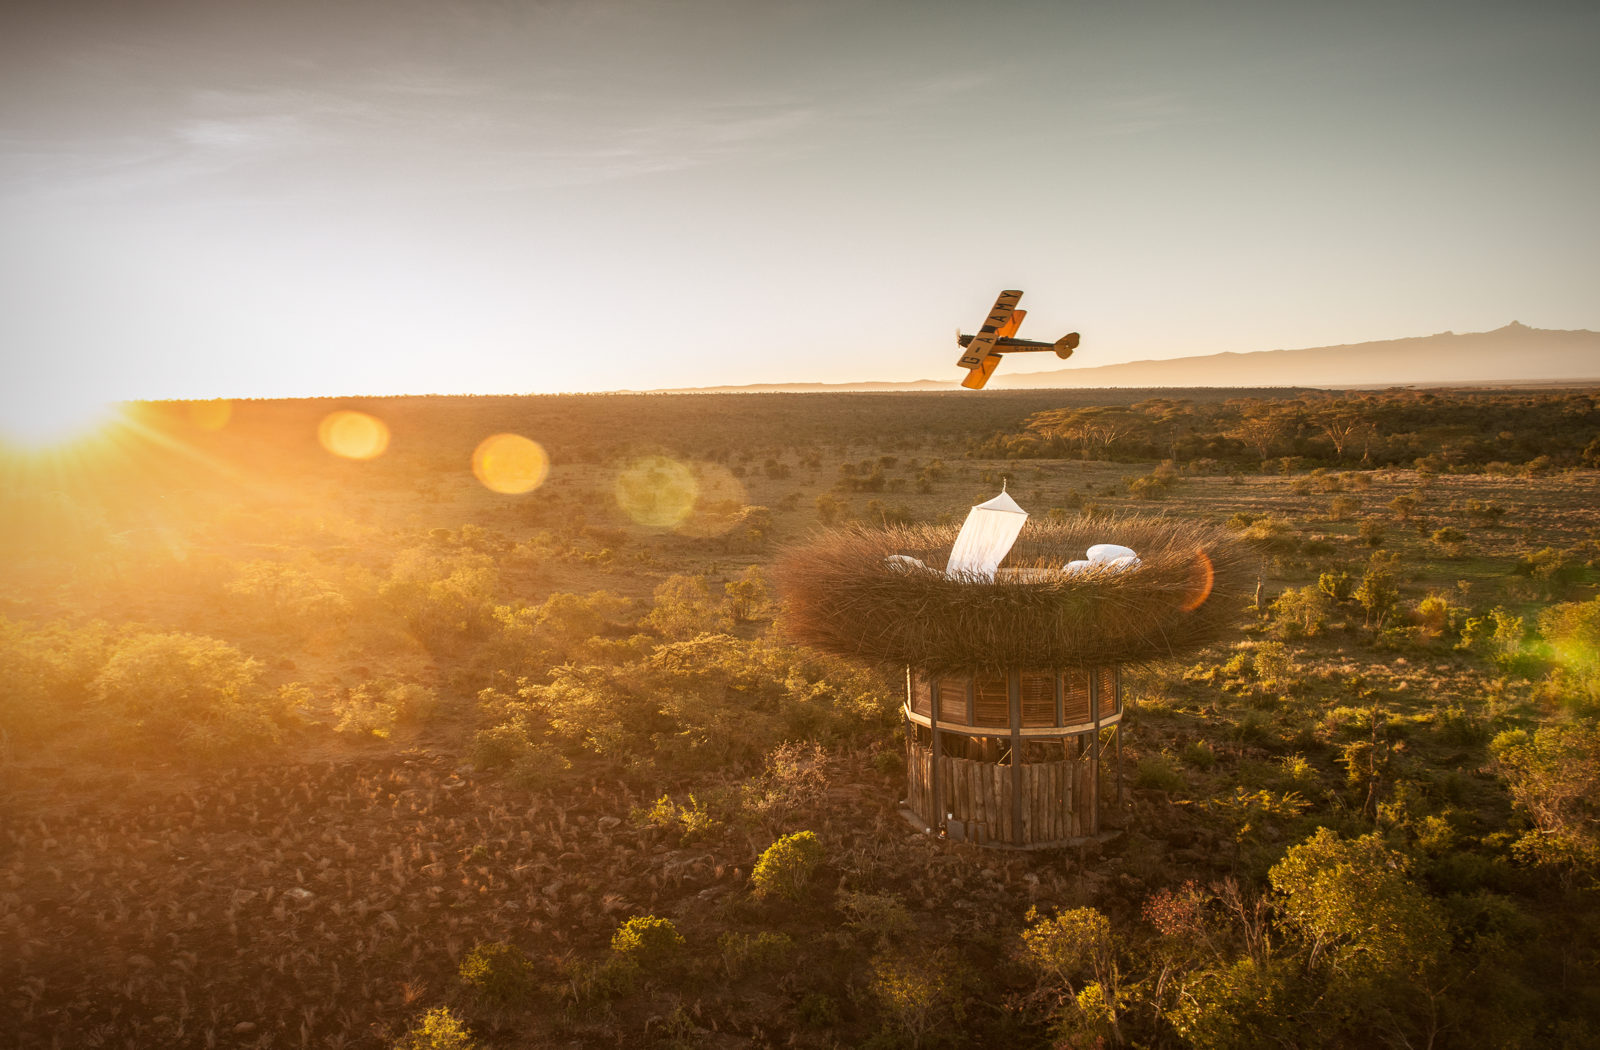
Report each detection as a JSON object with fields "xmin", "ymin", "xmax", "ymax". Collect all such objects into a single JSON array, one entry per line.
[{"xmin": 956, "ymin": 334, "xmax": 1060, "ymax": 351}]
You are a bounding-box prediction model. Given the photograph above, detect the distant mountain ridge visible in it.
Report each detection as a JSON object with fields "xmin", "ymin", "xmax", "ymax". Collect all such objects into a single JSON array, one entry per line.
[{"xmin": 659, "ymin": 323, "xmax": 1600, "ymax": 393}]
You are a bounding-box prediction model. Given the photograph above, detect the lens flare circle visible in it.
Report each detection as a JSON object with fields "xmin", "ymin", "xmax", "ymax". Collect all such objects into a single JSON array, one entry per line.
[
  {"xmin": 318, "ymin": 411, "xmax": 390, "ymax": 460},
  {"xmin": 472, "ymin": 433, "xmax": 549, "ymax": 494},
  {"xmin": 187, "ymin": 399, "xmax": 233, "ymax": 431},
  {"xmin": 615, "ymin": 456, "xmax": 698, "ymax": 527},
  {"xmin": 1179, "ymin": 549, "xmax": 1216, "ymax": 612},
  {"xmin": 676, "ymin": 462, "xmax": 749, "ymax": 537}
]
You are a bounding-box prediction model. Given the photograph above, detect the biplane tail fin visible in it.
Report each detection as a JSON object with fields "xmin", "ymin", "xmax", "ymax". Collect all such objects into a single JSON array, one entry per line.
[{"xmin": 1054, "ymin": 332, "xmax": 1080, "ymax": 360}]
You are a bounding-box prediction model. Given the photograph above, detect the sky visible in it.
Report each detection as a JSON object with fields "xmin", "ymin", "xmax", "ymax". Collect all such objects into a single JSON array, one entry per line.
[{"xmin": 2, "ymin": 0, "xmax": 1597, "ymax": 416}]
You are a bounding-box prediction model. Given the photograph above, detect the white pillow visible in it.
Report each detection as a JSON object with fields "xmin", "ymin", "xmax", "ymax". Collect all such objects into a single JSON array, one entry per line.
[{"xmin": 1087, "ymin": 543, "xmax": 1137, "ymax": 563}]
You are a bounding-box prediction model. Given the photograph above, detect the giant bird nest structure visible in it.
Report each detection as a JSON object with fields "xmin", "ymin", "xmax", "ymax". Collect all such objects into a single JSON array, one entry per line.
[{"xmin": 776, "ymin": 515, "xmax": 1250, "ymax": 675}]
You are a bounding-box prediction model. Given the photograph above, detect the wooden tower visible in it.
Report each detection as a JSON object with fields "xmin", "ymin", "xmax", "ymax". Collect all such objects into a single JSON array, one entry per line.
[
  {"xmin": 903, "ymin": 666, "xmax": 1122, "ymax": 846},
  {"xmin": 776, "ymin": 510, "xmax": 1246, "ymax": 851}
]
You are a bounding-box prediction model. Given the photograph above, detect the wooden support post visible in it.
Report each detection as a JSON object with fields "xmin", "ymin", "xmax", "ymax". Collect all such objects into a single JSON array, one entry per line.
[
  {"xmin": 1114, "ymin": 668, "xmax": 1124, "ymax": 810},
  {"xmin": 903, "ymin": 668, "xmax": 916, "ymax": 814},
  {"xmin": 1009, "ymin": 669, "xmax": 1023, "ymax": 846},
  {"xmin": 903, "ymin": 668, "xmax": 914, "ymax": 759},
  {"xmin": 929, "ymin": 674, "xmax": 942, "ymax": 831},
  {"xmin": 1088, "ymin": 668, "xmax": 1101, "ymax": 837}
]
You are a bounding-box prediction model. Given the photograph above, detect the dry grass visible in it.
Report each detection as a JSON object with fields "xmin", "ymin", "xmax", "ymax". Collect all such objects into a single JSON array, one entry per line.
[{"xmin": 776, "ymin": 516, "xmax": 1251, "ymax": 674}]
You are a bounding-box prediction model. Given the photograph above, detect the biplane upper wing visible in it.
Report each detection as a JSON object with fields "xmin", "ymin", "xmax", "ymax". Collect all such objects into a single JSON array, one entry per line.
[{"xmin": 956, "ymin": 289, "xmax": 1023, "ymax": 370}]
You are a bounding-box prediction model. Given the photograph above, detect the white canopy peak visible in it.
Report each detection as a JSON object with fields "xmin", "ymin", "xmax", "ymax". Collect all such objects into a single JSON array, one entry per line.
[{"xmin": 947, "ymin": 487, "xmax": 1029, "ymax": 580}]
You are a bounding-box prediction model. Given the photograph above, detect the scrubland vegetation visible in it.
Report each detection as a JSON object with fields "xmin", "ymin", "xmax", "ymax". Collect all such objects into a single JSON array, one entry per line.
[{"xmin": 3, "ymin": 387, "xmax": 1599, "ymax": 1048}]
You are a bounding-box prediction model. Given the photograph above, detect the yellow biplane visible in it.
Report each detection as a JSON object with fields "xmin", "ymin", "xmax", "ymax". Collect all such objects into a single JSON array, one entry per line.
[{"xmin": 955, "ymin": 289, "xmax": 1080, "ymax": 389}]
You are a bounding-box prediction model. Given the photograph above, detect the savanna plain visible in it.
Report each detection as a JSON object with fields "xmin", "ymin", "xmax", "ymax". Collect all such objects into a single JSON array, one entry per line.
[{"xmin": 4, "ymin": 387, "xmax": 1599, "ymax": 1049}]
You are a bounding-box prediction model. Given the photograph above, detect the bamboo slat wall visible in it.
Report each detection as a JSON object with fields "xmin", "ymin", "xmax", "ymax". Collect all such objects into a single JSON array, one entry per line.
[{"xmin": 904, "ymin": 741, "xmax": 1092, "ymax": 847}]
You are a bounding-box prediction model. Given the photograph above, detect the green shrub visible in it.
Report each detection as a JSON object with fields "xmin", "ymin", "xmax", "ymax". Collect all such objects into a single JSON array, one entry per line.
[
  {"xmin": 1490, "ymin": 723, "xmax": 1600, "ymax": 881},
  {"xmin": 743, "ymin": 741, "xmax": 832, "ymax": 825},
  {"xmin": 795, "ymin": 992, "xmax": 842, "ymax": 1027},
  {"xmin": 611, "ymin": 915, "xmax": 685, "ymax": 968},
  {"xmin": 1134, "ymin": 752, "xmax": 1186, "ymax": 793},
  {"xmin": 1019, "ymin": 905, "xmax": 1125, "ymax": 1041},
  {"xmin": 380, "ymin": 546, "xmax": 499, "ymax": 642},
  {"xmin": 1328, "ymin": 494, "xmax": 1362, "ymax": 521},
  {"xmin": 1317, "ymin": 570, "xmax": 1354, "ymax": 602},
  {"xmin": 1436, "ymin": 703, "xmax": 1490, "ymax": 748},
  {"xmin": 869, "ymin": 948, "xmax": 967, "ymax": 1045},
  {"xmin": 871, "ymin": 747, "xmax": 906, "ymax": 777},
  {"xmin": 752, "ymin": 830, "xmax": 824, "ymax": 900},
  {"xmin": 91, "ymin": 631, "xmax": 291, "ymax": 757},
  {"xmin": 469, "ymin": 721, "xmax": 571, "ymax": 789},
  {"xmin": 1430, "ymin": 526, "xmax": 1468, "ymax": 557},
  {"xmin": 1459, "ymin": 607, "xmax": 1532, "ymax": 673},
  {"xmin": 1357, "ymin": 516, "xmax": 1387, "ymax": 547},
  {"xmin": 1354, "ymin": 553, "xmax": 1401, "ymax": 630},
  {"xmin": 718, "ymin": 930, "xmax": 794, "ymax": 975},
  {"xmin": 722, "ymin": 565, "xmax": 773, "ymax": 623},
  {"xmin": 839, "ymin": 890, "xmax": 915, "ymax": 948},
  {"xmin": 636, "ymin": 793, "xmax": 722, "ymax": 843},
  {"xmin": 225, "ymin": 560, "xmax": 353, "ymax": 627},
  {"xmin": 1269, "ymin": 828, "xmax": 1449, "ymax": 1001},
  {"xmin": 1539, "ymin": 597, "xmax": 1600, "ymax": 679},
  {"xmin": 514, "ymin": 635, "xmax": 892, "ymax": 776},
  {"xmin": 1128, "ymin": 463, "xmax": 1178, "ymax": 499},
  {"xmin": 1167, "ymin": 957, "xmax": 1305, "ymax": 1049},
  {"xmin": 1269, "ymin": 585, "xmax": 1329, "ymax": 639},
  {"xmin": 1276, "ymin": 754, "xmax": 1321, "ymax": 792},
  {"xmin": 489, "ymin": 590, "xmax": 636, "ymax": 676},
  {"xmin": 1514, "ymin": 546, "xmax": 1584, "ymax": 598},
  {"xmin": 1238, "ymin": 516, "xmax": 1298, "ymax": 552},
  {"xmin": 1182, "ymin": 740, "xmax": 1218, "ymax": 770},
  {"xmin": 458, "ymin": 941, "xmax": 535, "ymax": 1005},
  {"xmin": 1412, "ymin": 594, "xmax": 1465, "ymax": 644},
  {"xmin": 644, "ymin": 575, "xmax": 730, "ymax": 640},
  {"xmin": 394, "ymin": 1006, "xmax": 476, "ymax": 1050},
  {"xmin": 1465, "ymin": 499, "xmax": 1507, "ymax": 527},
  {"xmin": 333, "ymin": 680, "xmax": 437, "ymax": 738},
  {"xmin": 0, "ymin": 617, "xmax": 109, "ymax": 743},
  {"xmin": 1321, "ymin": 704, "xmax": 1376, "ymax": 740},
  {"xmin": 1251, "ymin": 642, "xmax": 1303, "ymax": 695}
]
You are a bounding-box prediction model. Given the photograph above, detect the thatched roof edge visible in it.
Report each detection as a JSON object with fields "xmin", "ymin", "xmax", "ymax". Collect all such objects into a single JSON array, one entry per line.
[{"xmin": 774, "ymin": 515, "xmax": 1250, "ymax": 674}]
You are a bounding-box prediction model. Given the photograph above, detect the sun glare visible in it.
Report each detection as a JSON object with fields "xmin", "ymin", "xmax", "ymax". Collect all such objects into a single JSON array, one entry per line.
[{"xmin": 0, "ymin": 394, "xmax": 123, "ymax": 451}]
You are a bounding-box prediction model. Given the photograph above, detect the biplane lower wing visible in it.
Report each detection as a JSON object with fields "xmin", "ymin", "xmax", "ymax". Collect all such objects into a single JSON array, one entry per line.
[
  {"xmin": 960, "ymin": 354, "xmax": 1002, "ymax": 389},
  {"xmin": 956, "ymin": 289, "xmax": 1022, "ymax": 370}
]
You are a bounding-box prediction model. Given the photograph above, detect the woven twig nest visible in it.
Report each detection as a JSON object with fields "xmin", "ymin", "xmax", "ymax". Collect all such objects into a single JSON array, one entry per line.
[{"xmin": 776, "ymin": 516, "xmax": 1250, "ymax": 674}]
